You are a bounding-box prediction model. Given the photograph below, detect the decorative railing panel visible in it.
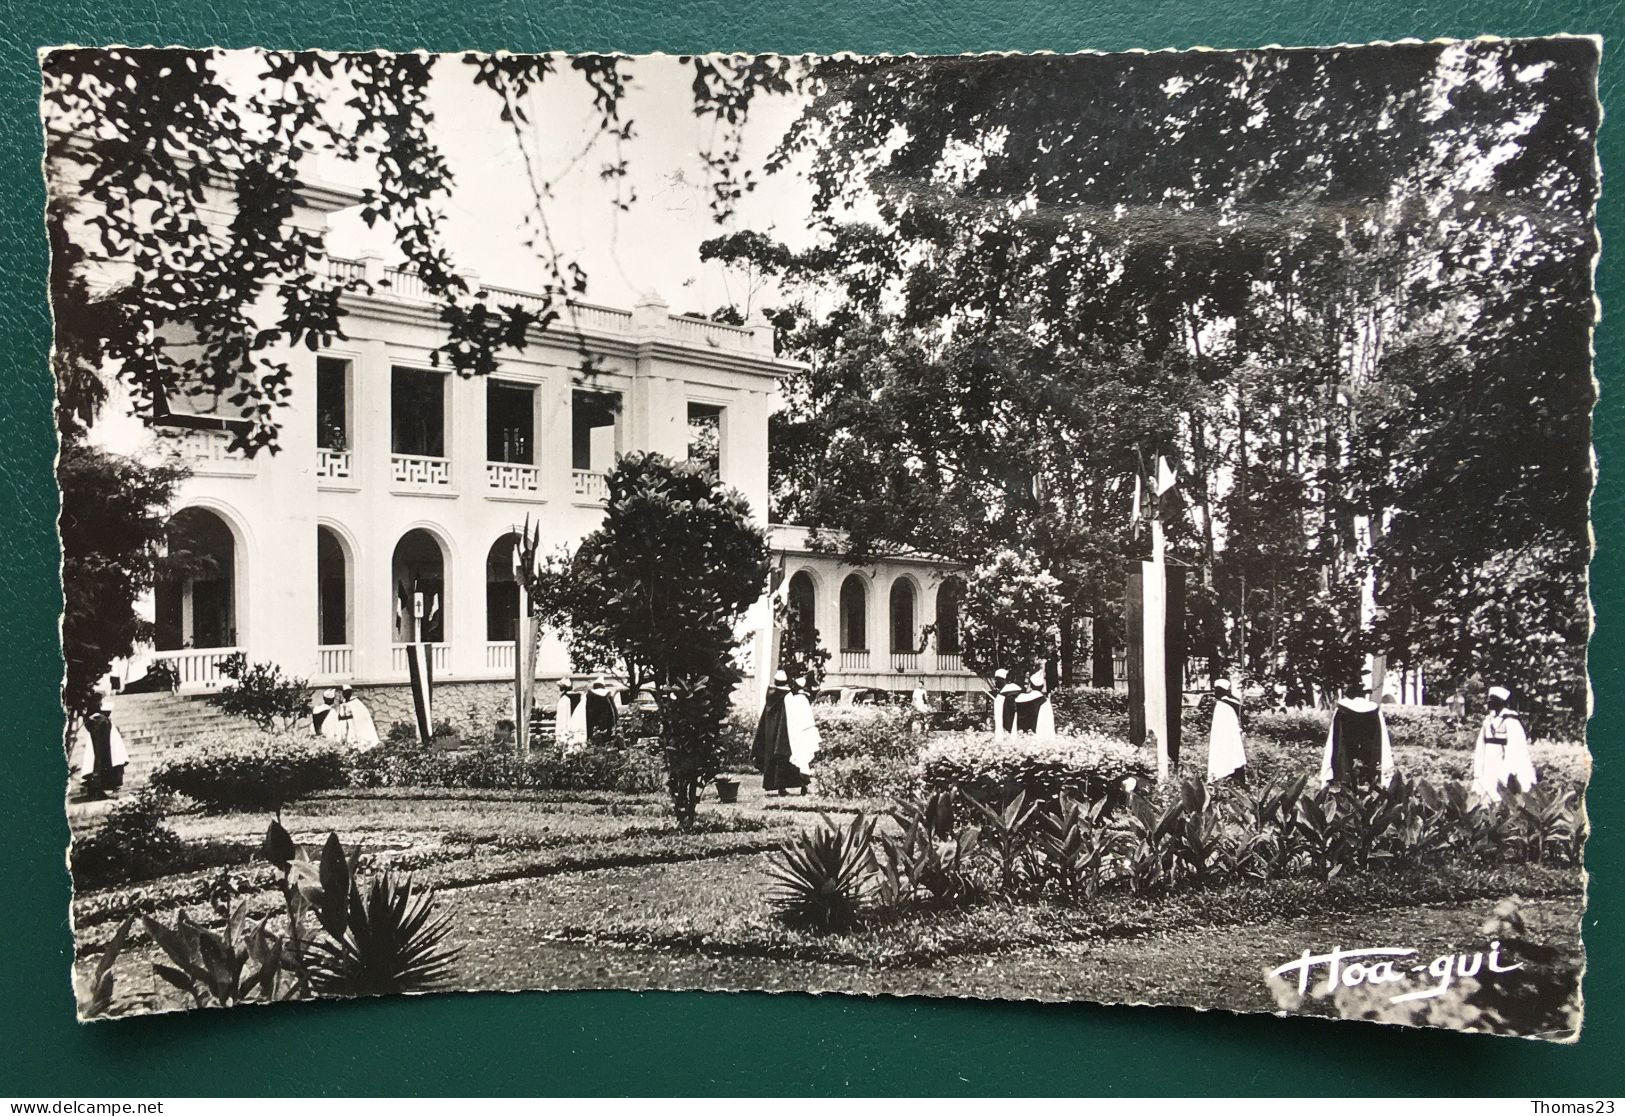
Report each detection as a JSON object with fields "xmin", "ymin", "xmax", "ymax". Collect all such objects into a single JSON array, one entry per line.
[
  {"xmin": 392, "ymin": 453, "xmax": 451, "ymax": 487},
  {"xmin": 391, "ymin": 643, "xmax": 450, "ymax": 675},
  {"xmin": 317, "ymin": 645, "xmax": 353, "ymax": 676},
  {"xmin": 150, "ymin": 647, "xmax": 240, "ymax": 690},
  {"xmin": 890, "ymin": 652, "xmax": 922, "ymax": 673},
  {"xmin": 839, "ymin": 649, "xmax": 871, "ymax": 671},
  {"xmin": 317, "ymin": 447, "xmax": 352, "ymax": 481},
  {"xmin": 486, "ymin": 461, "xmax": 539, "ymax": 494},
  {"xmin": 572, "ymin": 469, "xmax": 608, "ymax": 503}
]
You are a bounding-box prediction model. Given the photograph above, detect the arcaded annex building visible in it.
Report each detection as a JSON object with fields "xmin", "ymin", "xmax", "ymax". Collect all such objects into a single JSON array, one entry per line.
[{"xmin": 98, "ymin": 179, "xmax": 982, "ymax": 736}]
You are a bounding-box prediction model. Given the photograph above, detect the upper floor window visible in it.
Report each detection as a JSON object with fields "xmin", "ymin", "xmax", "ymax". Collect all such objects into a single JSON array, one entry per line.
[
  {"xmin": 688, "ymin": 401, "xmax": 724, "ymax": 477},
  {"xmin": 487, "ymin": 381, "xmax": 535, "ymax": 464},
  {"xmin": 572, "ymin": 389, "xmax": 620, "ymax": 473},
  {"xmin": 317, "ymin": 357, "xmax": 349, "ymax": 451},
  {"xmin": 392, "ymin": 367, "xmax": 445, "ymax": 458}
]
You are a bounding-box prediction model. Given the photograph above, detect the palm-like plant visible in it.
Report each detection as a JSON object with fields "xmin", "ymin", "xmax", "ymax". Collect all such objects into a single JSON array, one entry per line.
[
  {"xmin": 307, "ymin": 873, "xmax": 459, "ymax": 998},
  {"xmin": 766, "ymin": 812, "xmax": 876, "ymax": 930}
]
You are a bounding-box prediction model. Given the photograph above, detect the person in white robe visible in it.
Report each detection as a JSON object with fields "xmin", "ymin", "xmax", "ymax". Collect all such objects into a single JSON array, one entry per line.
[
  {"xmin": 1319, "ymin": 685, "xmax": 1394, "ymax": 787},
  {"xmin": 312, "ymin": 689, "xmax": 338, "ymax": 738},
  {"xmin": 554, "ymin": 677, "xmax": 587, "ymax": 754},
  {"xmin": 1205, "ymin": 678, "xmax": 1248, "ymax": 784},
  {"xmin": 989, "ymin": 668, "xmax": 1011, "ymax": 737},
  {"xmin": 783, "ymin": 674, "xmax": 822, "ymax": 794},
  {"xmin": 1472, "ymin": 685, "xmax": 1538, "ymax": 801},
  {"xmin": 334, "ymin": 684, "xmax": 381, "ymax": 751},
  {"xmin": 71, "ymin": 695, "xmax": 129, "ymax": 799}
]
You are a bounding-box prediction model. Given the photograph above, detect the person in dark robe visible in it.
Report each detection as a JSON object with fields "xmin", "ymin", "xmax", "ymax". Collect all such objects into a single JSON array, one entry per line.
[
  {"xmin": 754, "ymin": 670, "xmax": 803, "ymax": 795},
  {"xmin": 584, "ymin": 676, "xmax": 619, "ymax": 744},
  {"xmin": 72, "ymin": 694, "xmax": 128, "ymax": 799},
  {"xmin": 1319, "ymin": 684, "xmax": 1394, "ymax": 787},
  {"xmin": 989, "ymin": 668, "xmax": 1011, "ymax": 737},
  {"xmin": 1013, "ymin": 671, "xmax": 1054, "ymax": 735},
  {"xmin": 998, "ymin": 676, "xmax": 1024, "ymax": 736}
]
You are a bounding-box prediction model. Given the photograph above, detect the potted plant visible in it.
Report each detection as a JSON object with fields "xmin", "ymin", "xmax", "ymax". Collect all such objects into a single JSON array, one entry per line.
[{"xmin": 714, "ymin": 774, "xmax": 741, "ymax": 803}]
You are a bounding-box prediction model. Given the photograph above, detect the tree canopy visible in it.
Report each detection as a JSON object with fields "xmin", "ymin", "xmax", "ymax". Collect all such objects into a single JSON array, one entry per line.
[{"xmin": 754, "ymin": 41, "xmax": 1597, "ymax": 713}]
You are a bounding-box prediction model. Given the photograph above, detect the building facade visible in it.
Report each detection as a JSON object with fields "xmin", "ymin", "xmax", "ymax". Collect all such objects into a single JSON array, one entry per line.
[{"xmin": 100, "ymin": 179, "xmax": 978, "ymax": 710}]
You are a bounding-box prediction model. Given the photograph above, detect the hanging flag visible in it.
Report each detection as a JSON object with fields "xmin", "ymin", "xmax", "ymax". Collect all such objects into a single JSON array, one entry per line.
[
  {"xmin": 428, "ymin": 593, "xmax": 441, "ymax": 626},
  {"xmin": 406, "ymin": 640, "xmax": 434, "ymax": 746},
  {"xmin": 1156, "ymin": 456, "xmax": 1177, "ymax": 496},
  {"xmin": 1131, "ymin": 474, "xmax": 1142, "ymax": 524}
]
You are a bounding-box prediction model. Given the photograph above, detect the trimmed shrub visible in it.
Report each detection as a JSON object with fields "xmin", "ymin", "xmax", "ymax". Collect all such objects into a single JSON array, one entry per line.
[
  {"xmin": 70, "ymin": 787, "xmax": 185, "ymax": 888},
  {"xmin": 150, "ymin": 730, "xmax": 348, "ymax": 812},
  {"xmin": 813, "ymin": 706, "xmax": 920, "ymax": 763},
  {"xmin": 718, "ymin": 705, "xmax": 759, "ymax": 773},
  {"xmin": 346, "ymin": 738, "xmax": 664, "ymax": 794},
  {"xmin": 918, "ymin": 731, "xmax": 1154, "ymax": 815},
  {"xmin": 812, "ymin": 753, "xmax": 916, "ymax": 800},
  {"xmin": 1050, "ymin": 686, "xmax": 1131, "ymax": 736}
]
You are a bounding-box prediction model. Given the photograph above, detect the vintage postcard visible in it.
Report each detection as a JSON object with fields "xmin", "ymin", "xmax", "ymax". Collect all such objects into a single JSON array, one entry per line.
[{"xmin": 46, "ymin": 41, "xmax": 1594, "ymax": 1039}]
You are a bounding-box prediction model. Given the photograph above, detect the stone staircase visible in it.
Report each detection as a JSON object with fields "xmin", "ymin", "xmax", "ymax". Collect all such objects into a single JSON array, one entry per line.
[{"xmin": 67, "ymin": 692, "xmax": 259, "ymax": 821}]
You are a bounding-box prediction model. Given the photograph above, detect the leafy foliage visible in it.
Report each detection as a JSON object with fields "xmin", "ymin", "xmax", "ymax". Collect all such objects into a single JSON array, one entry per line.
[
  {"xmin": 150, "ymin": 730, "xmax": 348, "ymax": 812},
  {"xmin": 532, "ymin": 453, "xmax": 770, "ymax": 828},
  {"xmin": 917, "ymin": 731, "xmax": 1154, "ymax": 817},
  {"xmin": 70, "ymin": 787, "xmax": 185, "ymax": 889},
  {"xmin": 762, "ymin": 44, "xmax": 1595, "ymax": 711},
  {"xmin": 206, "ymin": 653, "xmax": 311, "ymax": 731},
  {"xmin": 766, "ymin": 811, "xmax": 876, "ymax": 930},
  {"xmin": 57, "ymin": 442, "xmax": 187, "ymax": 716}
]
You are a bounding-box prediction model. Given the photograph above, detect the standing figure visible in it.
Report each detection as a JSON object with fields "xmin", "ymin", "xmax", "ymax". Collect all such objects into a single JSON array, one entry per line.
[
  {"xmin": 989, "ymin": 668, "xmax": 1011, "ymax": 736},
  {"xmin": 1472, "ymin": 685, "xmax": 1538, "ymax": 801},
  {"xmin": 554, "ymin": 677, "xmax": 586, "ymax": 753},
  {"xmin": 1012, "ymin": 671, "xmax": 1056, "ymax": 736},
  {"xmin": 584, "ymin": 676, "xmax": 619, "ymax": 744},
  {"xmin": 72, "ymin": 694, "xmax": 128, "ymax": 799},
  {"xmin": 754, "ymin": 670, "xmax": 802, "ymax": 795},
  {"xmin": 312, "ymin": 688, "xmax": 337, "ymax": 738},
  {"xmin": 783, "ymin": 674, "xmax": 822, "ymax": 795},
  {"xmin": 1319, "ymin": 684, "xmax": 1394, "ymax": 787},
  {"xmin": 1205, "ymin": 679, "xmax": 1248, "ymax": 784},
  {"xmin": 997, "ymin": 673, "xmax": 1023, "ymax": 737},
  {"xmin": 335, "ymin": 684, "xmax": 381, "ymax": 751}
]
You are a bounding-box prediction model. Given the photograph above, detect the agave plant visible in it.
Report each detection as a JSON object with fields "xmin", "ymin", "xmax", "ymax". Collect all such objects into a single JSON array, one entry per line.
[
  {"xmin": 766, "ymin": 812, "xmax": 877, "ymax": 930},
  {"xmin": 263, "ymin": 819, "xmax": 460, "ymax": 998},
  {"xmin": 306, "ymin": 873, "xmax": 459, "ymax": 997}
]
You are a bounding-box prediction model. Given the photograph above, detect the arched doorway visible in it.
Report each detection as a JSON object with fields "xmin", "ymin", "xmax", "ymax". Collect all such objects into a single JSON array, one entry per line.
[
  {"xmin": 487, "ymin": 533, "xmax": 521, "ymax": 643},
  {"xmin": 155, "ymin": 507, "xmax": 237, "ymax": 651},
  {"xmin": 839, "ymin": 574, "xmax": 868, "ymax": 666},
  {"xmin": 391, "ymin": 529, "xmax": 447, "ymax": 644},
  {"xmin": 786, "ymin": 571, "xmax": 817, "ymax": 656},
  {"xmin": 317, "ymin": 526, "xmax": 349, "ymax": 647},
  {"xmin": 889, "ymin": 578, "xmax": 918, "ymax": 667}
]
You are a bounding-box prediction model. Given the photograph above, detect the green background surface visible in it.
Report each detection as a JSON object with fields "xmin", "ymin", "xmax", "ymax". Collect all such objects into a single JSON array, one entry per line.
[{"xmin": 0, "ymin": 0, "xmax": 1618, "ymax": 1097}]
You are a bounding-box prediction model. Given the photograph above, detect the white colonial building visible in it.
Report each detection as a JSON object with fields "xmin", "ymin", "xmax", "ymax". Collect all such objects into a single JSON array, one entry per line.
[{"xmin": 99, "ymin": 178, "xmax": 978, "ymax": 714}]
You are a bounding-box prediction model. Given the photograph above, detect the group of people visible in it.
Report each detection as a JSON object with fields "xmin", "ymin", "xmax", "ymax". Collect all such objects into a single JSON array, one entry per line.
[
  {"xmin": 311, "ymin": 685, "xmax": 380, "ymax": 749},
  {"xmin": 990, "ymin": 668, "xmax": 1057, "ymax": 737},
  {"xmin": 553, "ymin": 675, "xmax": 625, "ymax": 753},
  {"xmin": 752, "ymin": 670, "xmax": 822, "ymax": 795},
  {"xmin": 1205, "ymin": 679, "xmax": 1538, "ymax": 801}
]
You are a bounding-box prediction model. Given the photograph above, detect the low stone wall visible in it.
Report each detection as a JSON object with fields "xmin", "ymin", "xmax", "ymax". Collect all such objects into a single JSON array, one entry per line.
[{"xmin": 348, "ymin": 680, "xmax": 516, "ymax": 737}]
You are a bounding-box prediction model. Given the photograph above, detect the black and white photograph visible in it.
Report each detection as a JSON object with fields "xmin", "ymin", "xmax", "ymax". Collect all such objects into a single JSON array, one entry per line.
[{"xmin": 45, "ymin": 41, "xmax": 1595, "ymax": 1039}]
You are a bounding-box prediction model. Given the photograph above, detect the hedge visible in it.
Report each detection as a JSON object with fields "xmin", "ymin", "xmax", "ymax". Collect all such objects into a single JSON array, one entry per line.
[
  {"xmin": 917, "ymin": 730, "xmax": 1155, "ymax": 814},
  {"xmin": 149, "ymin": 729, "xmax": 349, "ymax": 812},
  {"xmin": 346, "ymin": 738, "xmax": 664, "ymax": 794}
]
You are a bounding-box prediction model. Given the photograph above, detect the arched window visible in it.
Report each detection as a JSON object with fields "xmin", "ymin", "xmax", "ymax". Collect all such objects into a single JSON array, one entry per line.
[
  {"xmin": 391, "ymin": 529, "xmax": 447, "ymax": 643},
  {"xmin": 317, "ymin": 526, "xmax": 349, "ymax": 646},
  {"xmin": 486, "ymin": 533, "xmax": 521, "ymax": 642},
  {"xmin": 936, "ymin": 577, "xmax": 964, "ymax": 655},
  {"xmin": 890, "ymin": 579, "xmax": 917, "ymax": 654},
  {"xmin": 786, "ymin": 571, "xmax": 817, "ymax": 654},
  {"xmin": 155, "ymin": 507, "xmax": 237, "ymax": 650},
  {"xmin": 839, "ymin": 575, "xmax": 868, "ymax": 652}
]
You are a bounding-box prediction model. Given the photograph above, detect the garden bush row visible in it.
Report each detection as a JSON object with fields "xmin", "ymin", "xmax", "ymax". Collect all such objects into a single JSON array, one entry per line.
[{"xmin": 767, "ymin": 773, "xmax": 1587, "ymax": 931}]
